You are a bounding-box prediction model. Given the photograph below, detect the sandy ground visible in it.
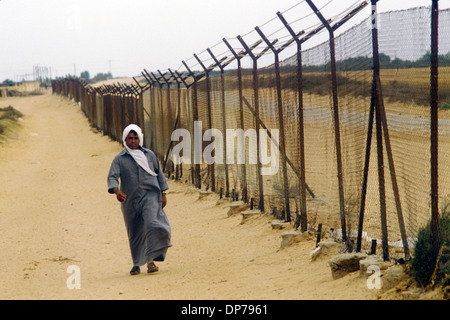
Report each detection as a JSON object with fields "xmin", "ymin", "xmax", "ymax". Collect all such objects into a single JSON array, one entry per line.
[{"xmin": 0, "ymin": 92, "xmax": 429, "ymax": 300}]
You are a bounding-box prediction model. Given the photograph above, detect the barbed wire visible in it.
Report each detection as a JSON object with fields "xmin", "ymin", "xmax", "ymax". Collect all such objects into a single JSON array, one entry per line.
[{"xmin": 162, "ymin": 0, "xmax": 369, "ymax": 74}]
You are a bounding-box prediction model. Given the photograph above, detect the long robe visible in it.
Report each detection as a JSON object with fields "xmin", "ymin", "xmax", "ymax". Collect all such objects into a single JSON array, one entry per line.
[{"xmin": 107, "ymin": 147, "xmax": 171, "ymax": 266}]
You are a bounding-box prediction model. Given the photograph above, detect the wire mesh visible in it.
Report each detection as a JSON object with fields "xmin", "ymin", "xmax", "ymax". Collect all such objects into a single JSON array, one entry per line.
[{"xmin": 51, "ymin": 4, "xmax": 450, "ymax": 259}]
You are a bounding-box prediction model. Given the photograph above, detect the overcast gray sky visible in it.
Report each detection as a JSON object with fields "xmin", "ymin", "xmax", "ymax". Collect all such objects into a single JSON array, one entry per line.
[{"xmin": 1, "ymin": 0, "xmax": 448, "ymax": 82}]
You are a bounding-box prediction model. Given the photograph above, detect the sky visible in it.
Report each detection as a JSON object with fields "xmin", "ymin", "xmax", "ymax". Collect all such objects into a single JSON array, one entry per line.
[{"xmin": 1, "ymin": 0, "xmax": 449, "ymax": 83}]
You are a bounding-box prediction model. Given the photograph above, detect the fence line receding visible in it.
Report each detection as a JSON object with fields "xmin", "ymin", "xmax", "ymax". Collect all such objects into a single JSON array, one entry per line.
[{"xmin": 52, "ymin": 0, "xmax": 450, "ymax": 260}]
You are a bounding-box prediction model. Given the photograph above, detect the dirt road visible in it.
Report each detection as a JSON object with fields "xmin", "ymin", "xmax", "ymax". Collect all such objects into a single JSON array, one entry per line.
[{"xmin": 0, "ymin": 93, "xmax": 383, "ymax": 300}]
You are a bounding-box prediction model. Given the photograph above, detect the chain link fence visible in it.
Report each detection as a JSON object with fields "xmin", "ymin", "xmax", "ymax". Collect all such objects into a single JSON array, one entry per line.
[{"xmin": 52, "ymin": 1, "xmax": 449, "ymax": 260}]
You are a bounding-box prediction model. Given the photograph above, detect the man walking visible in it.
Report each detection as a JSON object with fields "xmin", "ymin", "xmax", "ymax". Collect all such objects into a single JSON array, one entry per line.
[{"xmin": 107, "ymin": 124, "xmax": 171, "ymax": 275}]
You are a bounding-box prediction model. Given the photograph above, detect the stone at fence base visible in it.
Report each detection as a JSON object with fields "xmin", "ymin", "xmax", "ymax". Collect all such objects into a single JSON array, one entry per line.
[
  {"xmin": 186, "ymin": 187, "xmax": 199, "ymax": 194},
  {"xmin": 328, "ymin": 253, "xmax": 368, "ymax": 280},
  {"xmin": 381, "ymin": 264, "xmax": 405, "ymax": 291},
  {"xmin": 226, "ymin": 201, "xmax": 249, "ymax": 217},
  {"xmin": 215, "ymin": 198, "xmax": 230, "ymax": 207},
  {"xmin": 359, "ymin": 255, "xmax": 393, "ymax": 277},
  {"xmin": 240, "ymin": 209, "xmax": 261, "ymax": 224},
  {"xmin": 280, "ymin": 230, "xmax": 309, "ymax": 249},
  {"xmin": 271, "ymin": 220, "xmax": 290, "ymax": 230},
  {"xmin": 198, "ymin": 190, "xmax": 213, "ymax": 200},
  {"xmin": 311, "ymin": 238, "xmax": 340, "ymax": 261}
]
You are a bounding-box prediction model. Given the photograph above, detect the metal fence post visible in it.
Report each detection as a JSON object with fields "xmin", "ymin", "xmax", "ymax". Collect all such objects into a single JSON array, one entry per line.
[
  {"xmin": 151, "ymin": 72, "xmax": 166, "ymax": 162},
  {"xmin": 142, "ymin": 70, "xmax": 157, "ymax": 150},
  {"xmin": 159, "ymin": 70, "xmax": 179, "ymax": 174},
  {"xmin": 255, "ymin": 26, "xmax": 291, "ymax": 221},
  {"xmin": 159, "ymin": 70, "xmax": 175, "ymax": 149},
  {"xmin": 306, "ymin": 0, "xmax": 347, "ymax": 242},
  {"xmin": 222, "ymin": 38, "xmax": 246, "ymax": 200},
  {"xmin": 430, "ymin": 0, "xmax": 440, "ymax": 258},
  {"xmin": 207, "ymin": 48, "xmax": 230, "ymax": 197},
  {"xmin": 222, "ymin": 38, "xmax": 262, "ymax": 203},
  {"xmin": 237, "ymin": 36, "xmax": 268, "ymax": 212},
  {"xmin": 277, "ymin": 12, "xmax": 308, "ymax": 231},
  {"xmin": 182, "ymin": 61, "xmax": 202, "ymax": 189},
  {"xmin": 193, "ymin": 54, "xmax": 215, "ymax": 191},
  {"xmin": 176, "ymin": 70, "xmax": 191, "ymax": 180},
  {"xmin": 169, "ymin": 69, "xmax": 183, "ymax": 180}
]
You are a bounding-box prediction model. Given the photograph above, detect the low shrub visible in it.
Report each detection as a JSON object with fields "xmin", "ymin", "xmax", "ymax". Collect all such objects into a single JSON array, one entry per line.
[
  {"xmin": 0, "ymin": 105, "xmax": 23, "ymax": 121},
  {"xmin": 412, "ymin": 209, "xmax": 450, "ymax": 287}
]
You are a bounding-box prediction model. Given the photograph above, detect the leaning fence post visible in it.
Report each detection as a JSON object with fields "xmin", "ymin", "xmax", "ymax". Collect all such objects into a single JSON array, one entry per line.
[
  {"xmin": 374, "ymin": 69, "xmax": 389, "ymax": 262},
  {"xmin": 356, "ymin": 78, "xmax": 376, "ymax": 253},
  {"xmin": 371, "ymin": 0, "xmax": 409, "ymax": 260}
]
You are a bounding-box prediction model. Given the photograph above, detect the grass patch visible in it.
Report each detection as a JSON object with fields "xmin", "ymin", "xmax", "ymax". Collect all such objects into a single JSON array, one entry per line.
[
  {"xmin": 0, "ymin": 105, "xmax": 23, "ymax": 121},
  {"xmin": 440, "ymin": 102, "xmax": 450, "ymax": 111},
  {"xmin": 0, "ymin": 106, "xmax": 23, "ymax": 136}
]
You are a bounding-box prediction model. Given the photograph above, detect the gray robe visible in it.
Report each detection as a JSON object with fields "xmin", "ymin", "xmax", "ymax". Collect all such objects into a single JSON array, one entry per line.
[{"xmin": 107, "ymin": 147, "xmax": 171, "ymax": 266}]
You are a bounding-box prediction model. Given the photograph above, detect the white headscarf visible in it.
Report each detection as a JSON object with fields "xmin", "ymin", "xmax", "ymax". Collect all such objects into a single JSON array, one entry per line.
[{"xmin": 122, "ymin": 124, "xmax": 158, "ymax": 177}]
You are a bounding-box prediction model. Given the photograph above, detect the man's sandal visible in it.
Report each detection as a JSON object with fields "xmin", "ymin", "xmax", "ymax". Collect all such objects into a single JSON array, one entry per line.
[
  {"xmin": 147, "ymin": 262, "xmax": 159, "ymax": 273},
  {"xmin": 130, "ymin": 266, "xmax": 140, "ymax": 275}
]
